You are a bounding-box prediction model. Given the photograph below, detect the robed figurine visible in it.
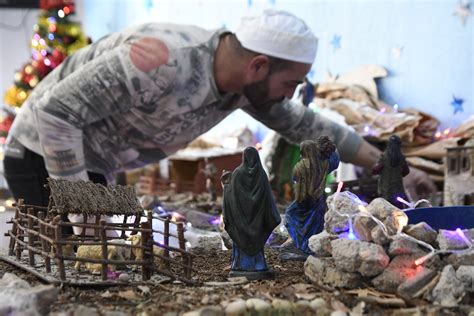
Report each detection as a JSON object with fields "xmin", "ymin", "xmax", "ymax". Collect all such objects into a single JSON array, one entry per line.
[
  {"xmin": 372, "ymin": 135, "xmax": 410, "ymax": 209},
  {"xmin": 281, "ymin": 136, "xmax": 340, "ymax": 260},
  {"xmin": 221, "ymin": 146, "xmax": 281, "ymax": 280}
]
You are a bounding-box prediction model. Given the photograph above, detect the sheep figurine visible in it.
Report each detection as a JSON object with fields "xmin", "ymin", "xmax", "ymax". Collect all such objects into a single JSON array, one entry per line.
[
  {"xmin": 74, "ymin": 245, "xmax": 125, "ymax": 274},
  {"xmin": 127, "ymin": 234, "xmax": 166, "ymax": 270}
]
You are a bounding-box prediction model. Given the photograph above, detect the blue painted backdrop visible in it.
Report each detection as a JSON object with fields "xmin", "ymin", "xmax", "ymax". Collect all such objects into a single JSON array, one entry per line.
[{"xmin": 81, "ymin": 0, "xmax": 472, "ymax": 130}]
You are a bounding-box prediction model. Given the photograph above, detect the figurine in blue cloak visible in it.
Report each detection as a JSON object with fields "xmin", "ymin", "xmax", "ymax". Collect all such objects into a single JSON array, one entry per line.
[
  {"xmin": 221, "ymin": 146, "xmax": 281, "ymax": 280},
  {"xmin": 280, "ymin": 136, "xmax": 339, "ymax": 261}
]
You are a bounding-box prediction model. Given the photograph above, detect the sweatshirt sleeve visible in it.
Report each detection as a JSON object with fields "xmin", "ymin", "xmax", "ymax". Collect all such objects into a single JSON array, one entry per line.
[
  {"xmin": 33, "ymin": 39, "xmax": 176, "ymax": 180},
  {"xmin": 242, "ymin": 99, "xmax": 363, "ymax": 163}
]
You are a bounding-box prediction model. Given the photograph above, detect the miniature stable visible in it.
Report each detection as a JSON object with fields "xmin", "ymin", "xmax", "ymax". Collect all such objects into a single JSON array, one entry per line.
[{"xmin": 1, "ymin": 178, "xmax": 196, "ymax": 286}]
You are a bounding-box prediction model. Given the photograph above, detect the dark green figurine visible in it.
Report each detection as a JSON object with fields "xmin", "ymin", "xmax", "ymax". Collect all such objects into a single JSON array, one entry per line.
[
  {"xmin": 372, "ymin": 135, "xmax": 410, "ymax": 209},
  {"xmin": 221, "ymin": 146, "xmax": 281, "ymax": 280}
]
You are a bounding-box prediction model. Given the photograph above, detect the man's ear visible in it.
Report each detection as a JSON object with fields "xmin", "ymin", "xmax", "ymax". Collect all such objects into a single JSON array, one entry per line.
[{"xmin": 246, "ymin": 55, "xmax": 270, "ymax": 82}]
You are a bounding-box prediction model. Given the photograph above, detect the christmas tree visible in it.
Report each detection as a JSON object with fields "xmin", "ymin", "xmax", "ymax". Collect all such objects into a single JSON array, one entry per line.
[{"xmin": 1, "ymin": 0, "xmax": 89, "ymax": 139}]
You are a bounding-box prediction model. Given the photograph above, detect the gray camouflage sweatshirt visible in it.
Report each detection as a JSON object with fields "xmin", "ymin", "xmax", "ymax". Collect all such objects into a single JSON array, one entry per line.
[{"xmin": 6, "ymin": 23, "xmax": 362, "ymax": 182}]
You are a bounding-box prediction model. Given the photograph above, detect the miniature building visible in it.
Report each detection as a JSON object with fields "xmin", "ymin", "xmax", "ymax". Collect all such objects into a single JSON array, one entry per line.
[
  {"xmin": 168, "ymin": 148, "xmax": 243, "ymax": 195},
  {"xmin": 1, "ymin": 178, "xmax": 195, "ymax": 286},
  {"xmin": 444, "ymin": 139, "xmax": 474, "ymax": 206}
]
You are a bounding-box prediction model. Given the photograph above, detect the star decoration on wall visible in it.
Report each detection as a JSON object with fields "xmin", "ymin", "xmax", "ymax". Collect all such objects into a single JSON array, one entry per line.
[
  {"xmin": 451, "ymin": 95, "xmax": 464, "ymax": 114},
  {"xmin": 330, "ymin": 34, "xmax": 342, "ymax": 52},
  {"xmin": 453, "ymin": 1, "xmax": 472, "ymax": 26},
  {"xmin": 391, "ymin": 46, "xmax": 404, "ymax": 59}
]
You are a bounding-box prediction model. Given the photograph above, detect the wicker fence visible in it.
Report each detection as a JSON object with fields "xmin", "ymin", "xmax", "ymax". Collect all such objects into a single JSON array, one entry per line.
[{"xmin": 7, "ymin": 200, "xmax": 196, "ymax": 285}]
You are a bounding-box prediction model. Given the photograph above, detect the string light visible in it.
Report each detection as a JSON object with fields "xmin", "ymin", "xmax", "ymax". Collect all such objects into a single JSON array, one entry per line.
[
  {"xmin": 331, "ymin": 190, "xmax": 472, "ymax": 267},
  {"xmin": 393, "ymin": 104, "xmax": 399, "ymax": 112},
  {"xmin": 396, "ymin": 196, "xmax": 413, "ymax": 208},
  {"xmin": 456, "ymin": 228, "xmax": 473, "ymax": 247}
]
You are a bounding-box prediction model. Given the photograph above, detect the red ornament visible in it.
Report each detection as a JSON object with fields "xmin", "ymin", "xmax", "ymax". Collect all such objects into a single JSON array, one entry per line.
[
  {"xmin": 35, "ymin": 59, "xmax": 50, "ymax": 78},
  {"xmin": 40, "ymin": 0, "xmax": 75, "ymax": 11}
]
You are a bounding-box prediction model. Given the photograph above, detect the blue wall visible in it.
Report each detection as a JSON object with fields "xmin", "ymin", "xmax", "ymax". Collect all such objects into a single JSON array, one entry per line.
[{"xmin": 82, "ymin": 0, "xmax": 473, "ymax": 129}]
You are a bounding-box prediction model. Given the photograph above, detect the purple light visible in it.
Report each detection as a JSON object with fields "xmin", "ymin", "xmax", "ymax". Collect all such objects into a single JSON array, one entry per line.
[{"xmin": 210, "ymin": 217, "xmax": 221, "ymax": 225}]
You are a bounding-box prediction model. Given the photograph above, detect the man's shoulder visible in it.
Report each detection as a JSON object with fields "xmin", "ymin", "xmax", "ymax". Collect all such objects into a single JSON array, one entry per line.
[{"xmin": 125, "ymin": 23, "xmax": 227, "ymax": 49}]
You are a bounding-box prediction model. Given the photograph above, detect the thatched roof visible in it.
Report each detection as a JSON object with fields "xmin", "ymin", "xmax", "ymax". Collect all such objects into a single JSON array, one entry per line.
[{"xmin": 47, "ymin": 178, "xmax": 144, "ymax": 216}]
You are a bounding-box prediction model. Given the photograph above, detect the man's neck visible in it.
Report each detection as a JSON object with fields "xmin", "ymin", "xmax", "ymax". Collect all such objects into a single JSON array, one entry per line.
[{"xmin": 213, "ymin": 34, "xmax": 244, "ymax": 94}]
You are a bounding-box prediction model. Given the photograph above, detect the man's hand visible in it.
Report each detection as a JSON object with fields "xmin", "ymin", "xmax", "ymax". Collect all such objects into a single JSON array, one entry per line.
[{"xmin": 403, "ymin": 167, "xmax": 437, "ymax": 202}]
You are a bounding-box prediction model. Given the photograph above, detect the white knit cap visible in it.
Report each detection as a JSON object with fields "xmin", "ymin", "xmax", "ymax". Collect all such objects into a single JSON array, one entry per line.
[{"xmin": 235, "ymin": 9, "xmax": 318, "ymax": 64}]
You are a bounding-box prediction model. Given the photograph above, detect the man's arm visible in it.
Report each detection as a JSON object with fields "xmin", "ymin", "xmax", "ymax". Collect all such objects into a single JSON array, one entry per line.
[{"xmin": 242, "ymin": 99, "xmax": 364, "ymax": 164}]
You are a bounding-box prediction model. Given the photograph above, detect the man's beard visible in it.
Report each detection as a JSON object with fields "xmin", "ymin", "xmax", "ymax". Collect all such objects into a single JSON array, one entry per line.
[{"xmin": 243, "ymin": 76, "xmax": 283, "ymax": 111}]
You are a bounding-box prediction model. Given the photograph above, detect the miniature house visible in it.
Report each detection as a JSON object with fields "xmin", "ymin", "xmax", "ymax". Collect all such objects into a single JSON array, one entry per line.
[
  {"xmin": 444, "ymin": 139, "xmax": 474, "ymax": 206},
  {"xmin": 1, "ymin": 178, "xmax": 194, "ymax": 286}
]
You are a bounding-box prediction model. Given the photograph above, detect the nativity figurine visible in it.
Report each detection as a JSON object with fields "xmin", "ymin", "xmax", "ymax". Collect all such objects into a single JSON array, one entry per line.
[
  {"xmin": 372, "ymin": 135, "xmax": 410, "ymax": 209},
  {"xmin": 221, "ymin": 146, "xmax": 281, "ymax": 280},
  {"xmin": 201, "ymin": 157, "xmax": 218, "ymax": 202},
  {"xmin": 280, "ymin": 136, "xmax": 340, "ymax": 261}
]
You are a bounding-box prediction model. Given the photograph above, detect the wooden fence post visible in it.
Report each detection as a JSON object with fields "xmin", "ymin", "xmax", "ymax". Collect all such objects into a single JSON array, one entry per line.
[
  {"xmin": 38, "ymin": 211, "xmax": 51, "ymax": 273},
  {"xmin": 27, "ymin": 208, "xmax": 35, "ymax": 266},
  {"xmin": 53, "ymin": 216, "xmax": 66, "ymax": 281},
  {"xmin": 100, "ymin": 219, "xmax": 108, "ymax": 281},
  {"xmin": 164, "ymin": 218, "xmax": 170, "ymax": 270}
]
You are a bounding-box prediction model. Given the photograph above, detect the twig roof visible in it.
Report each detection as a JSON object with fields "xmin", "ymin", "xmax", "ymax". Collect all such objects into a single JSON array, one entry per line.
[{"xmin": 47, "ymin": 178, "xmax": 144, "ymax": 216}]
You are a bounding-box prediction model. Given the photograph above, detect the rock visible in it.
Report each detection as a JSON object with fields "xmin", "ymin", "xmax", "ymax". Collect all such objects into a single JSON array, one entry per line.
[
  {"xmin": 353, "ymin": 216, "xmax": 376, "ymax": 241},
  {"xmin": 71, "ymin": 306, "xmax": 100, "ymax": 316},
  {"xmin": 325, "ymin": 191, "xmax": 362, "ymax": 233},
  {"xmin": 371, "ymin": 225, "xmax": 391, "ymax": 245},
  {"xmin": 367, "ymin": 198, "xmax": 400, "ymax": 220},
  {"xmin": 183, "ymin": 306, "xmax": 224, "ymax": 316},
  {"xmin": 189, "ymin": 235, "xmax": 223, "ymax": 254},
  {"xmin": 267, "ymin": 222, "xmax": 289, "ymax": 246},
  {"xmin": 118, "ymin": 273, "xmax": 131, "ymax": 282},
  {"xmin": 220, "ymin": 230, "xmax": 233, "ymax": 250},
  {"xmin": 372, "ymin": 254, "xmax": 434, "ymax": 293},
  {"xmin": 384, "ymin": 210, "xmax": 409, "ymax": 235},
  {"xmin": 430, "ymin": 265, "xmax": 465, "ymax": 307},
  {"xmin": 397, "ymin": 268, "xmax": 439, "ymax": 300},
  {"xmin": 389, "ymin": 236, "xmax": 424, "ymax": 256},
  {"xmin": 225, "ymin": 300, "xmax": 247, "ymax": 316},
  {"xmin": 331, "ymin": 238, "xmax": 389, "ymax": 277},
  {"xmin": 295, "ymin": 300, "xmax": 311, "ymax": 314},
  {"xmin": 437, "ymin": 229, "xmax": 471, "ymax": 251},
  {"xmin": 183, "ymin": 209, "xmax": 216, "ymax": 230},
  {"xmin": 404, "ymin": 222, "xmax": 438, "ymax": 245},
  {"xmin": 310, "ymin": 298, "xmax": 331, "ymax": 316},
  {"xmin": 456, "ymin": 265, "xmax": 474, "ymax": 292},
  {"xmin": 308, "ymin": 231, "xmax": 333, "ymax": 257},
  {"xmin": 446, "ymin": 248, "xmax": 474, "ymax": 268},
  {"xmin": 0, "ymin": 273, "xmax": 58, "ymax": 316},
  {"xmin": 305, "ymin": 256, "xmax": 362, "ymax": 289},
  {"xmin": 104, "ymin": 312, "xmax": 130, "ymax": 316},
  {"xmin": 246, "ymin": 298, "xmax": 271, "ymax": 315},
  {"xmin": 271, "ymin": 299, "xmax": 294, "ymax": 315}
]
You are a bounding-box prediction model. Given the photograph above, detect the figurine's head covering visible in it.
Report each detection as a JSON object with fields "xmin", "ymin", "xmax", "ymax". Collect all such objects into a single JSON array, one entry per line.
[{"xmin": 235, "ymin": 9, "xmax": 318, "ymax": 64}]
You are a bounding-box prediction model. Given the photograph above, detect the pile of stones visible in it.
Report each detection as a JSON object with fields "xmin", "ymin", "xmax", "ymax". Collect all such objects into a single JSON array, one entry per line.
[{"xmin": 305, "ymin": 193, "xmax": 473, "ymax": 306}]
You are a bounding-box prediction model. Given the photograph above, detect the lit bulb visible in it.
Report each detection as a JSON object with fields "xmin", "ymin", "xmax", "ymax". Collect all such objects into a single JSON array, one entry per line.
[
  {"xmin": 358, "ymin": 205, "xmax": 368, "ymax": 213},
  {"xmin": 58, "ymin": 10, "xmax": 65, "ymax": 18},
  {"xmin": 0, "ymin": 206, "xmax": 5, "ymax": 213},
  {"xmin": 336, "ymin": 181, "xmax": 343, "ymax": 194},
  {"xmin": 325, "ymin": 187, "xmax": 332, "ymax": 194}
]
